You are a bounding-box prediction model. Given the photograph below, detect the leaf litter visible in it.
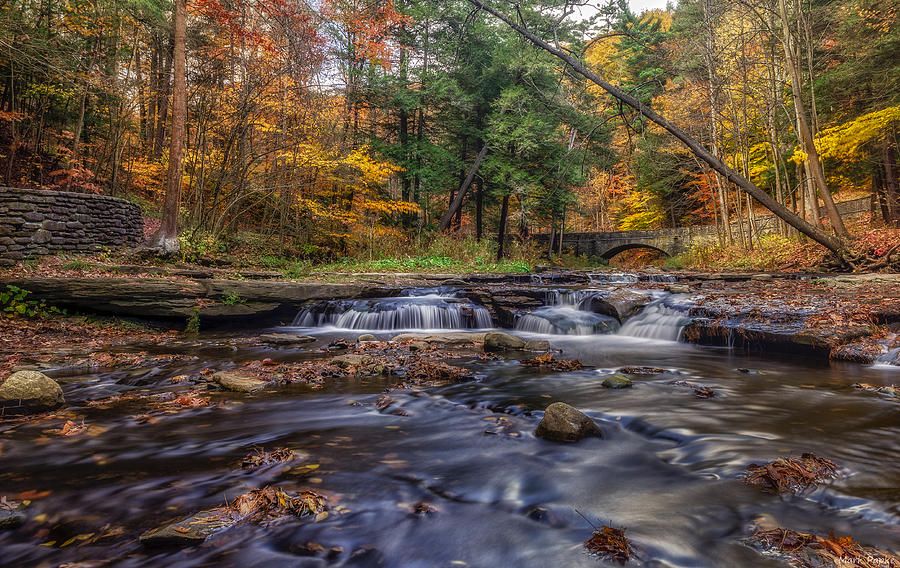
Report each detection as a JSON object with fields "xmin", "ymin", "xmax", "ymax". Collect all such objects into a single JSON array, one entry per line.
[
  {"xmin": 744, "ymin": 453, "xmax": 838, "ymax": 494},
  {"xmin": 520, "ymin": 352, "xmax": 583, "ymax": 371},
  {"xmin": 748, "ymin": 527, "xmax": 900, "ymax": 568}
]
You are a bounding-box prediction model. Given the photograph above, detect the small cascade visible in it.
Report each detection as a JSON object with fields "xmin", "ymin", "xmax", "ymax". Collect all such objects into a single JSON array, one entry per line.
[
  {"xmin": 618, "ymin": 301, "xmax": 690, "ymax": 341},
  {"xmin": 292, "ymin": 294, "xmax": 492, "ymax": 330},
  {"xmin": 515, "ymin": 308, "xmax": 619, "ymax": 335},
  {"xmin": 587, "ymin": 272, "xmax": 677, "ymax": 284},
  {"xmin": 515, "ymin": 288, "xmax": 619, "ymax": 335},
  {"xmin": 872, "ymin": 334, "xmax": 899, "ymax": 368}
]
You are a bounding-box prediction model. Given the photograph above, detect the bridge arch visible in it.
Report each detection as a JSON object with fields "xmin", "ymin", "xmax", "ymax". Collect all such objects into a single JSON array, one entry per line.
[{"xmin": 599, "ymin": 242, "xmax": 672, "ymax": 260}]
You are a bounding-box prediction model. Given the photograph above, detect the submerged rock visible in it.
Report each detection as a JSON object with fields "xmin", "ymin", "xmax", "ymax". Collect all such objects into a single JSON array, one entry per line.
[
  {"xmin": 260, "ymin": 333, "xmax": 316, "ymax": 345},
  {"xmin": 213, "ymin": 371, "xmax": 269, "ymax": 393},
  {"xmin": 483, "ymin": 331, "xmax": 526, "ymax": 351},
  {"xmin": 140, "ymin": 510, "xmax": 231, "ymax": 546},
  {"xmin": 535, "ymin": 402, "xmax": 601, "ymax": 442},
  {"xmin": 601, "ymin": 374, "xmax": 633, "ymax": 389},
  {"xmin": 0, "ymin": 370, "xmax": 64, "ymax": 414},
  {"xmin": 0, "ymin": 500, "xmax": 27, "ymax": 530}
]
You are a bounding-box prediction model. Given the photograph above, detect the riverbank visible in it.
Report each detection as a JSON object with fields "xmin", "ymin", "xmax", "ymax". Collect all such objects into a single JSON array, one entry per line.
[{"xmin": 2, "ymin": 270, "xmax": 898, "ymax": 369}]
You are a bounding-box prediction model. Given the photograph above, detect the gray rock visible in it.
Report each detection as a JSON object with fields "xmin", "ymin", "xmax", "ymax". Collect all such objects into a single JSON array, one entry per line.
[
  {"xmin": 524, "ymin": 339, "xmax": 551, "ymax": 351},
  {"xmin": 535, "ymin": 402, "xmax": 601, "ymax": 442},
  {"xmin": 601, "ymin": 374, "xmax": 633, "ymax": 389},
  {"xmin": 212, "ymin": 371, "xmax": 268, "ymax": 393},
  {"xmin": 665, "ymin": 284, "xmax": 692, "ymax": 295},
  {"xmin": 589, "ymin": 289, "xmax": 652, "ymax": 322},
  {"xmin": 408, "ymin": 341, "xmax": 430, "ymax": 352},
  {"xmin": 391, "ymin": 332, "xmax": 486, "ymax": 345},
  {"xmin": 483, "ymin": 331, "xmax": 526, "ymax": 351},
  {"xmin": 357, "ymin": 334, "xmax": 377, "ymax": 343},
  {"xmin": 0, "ymin": 371, "xmax": 64, "ymax": 414},
  {"xmin": 260, "ymin": 333, "xmax": 316, "ymax": 345}
]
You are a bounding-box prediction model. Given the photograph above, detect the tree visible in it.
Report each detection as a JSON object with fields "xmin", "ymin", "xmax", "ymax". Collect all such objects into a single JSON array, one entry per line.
[
  {"xmin": 150, "ymin": 0, "xmax": 186, "ymax": 254},
  {"xmin": 465, "ymin": 0, "xmax": 847, "ymax": 257}
]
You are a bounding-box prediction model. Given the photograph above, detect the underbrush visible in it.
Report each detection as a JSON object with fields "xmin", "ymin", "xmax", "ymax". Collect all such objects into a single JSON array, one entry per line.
[
  {"xmin": 681, "ymin": 224, "xmax": 900, "ymax": 272},
  {"xmin": 312, "ymin": 235, "xmax": 537, "ymax": 274}
]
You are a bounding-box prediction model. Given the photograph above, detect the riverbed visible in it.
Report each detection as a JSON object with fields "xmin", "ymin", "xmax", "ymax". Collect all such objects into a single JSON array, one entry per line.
[{"xmin": 1, "ymin": 278, "xmax": 898, "ymax": 567}]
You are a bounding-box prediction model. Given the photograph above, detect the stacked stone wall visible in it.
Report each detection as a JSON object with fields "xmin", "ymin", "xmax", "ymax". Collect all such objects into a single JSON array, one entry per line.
[{"xmin": 0, "ymin": 188, "xmax": 143, "ymax": 266}]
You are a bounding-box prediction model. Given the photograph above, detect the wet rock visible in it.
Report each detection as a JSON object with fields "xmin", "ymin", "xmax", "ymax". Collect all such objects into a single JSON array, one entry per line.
[
  {"xmin": 588, "ymin": 289, "xmax": 652, "ymax": 322},
  {"xmin": 601, "ymin": 374, "xmax": 632, "ymax": 389},
  {"xmin": 408, "ymin": 341, "xmax": 430, "ymax": 352},
  {"xmin": 0, "ymin": 370, "xmax": 64, "ymax": 415},
  {"xmin": 140, "ymin": 510, "xmax": 232, "ymax": 546},
  {"xmin": 666, "ymin": 284, "xmax": 692, "ymax": 295},
  {"xmin": 524, "ymin": 339, "xmax": 551, "ymax": 351},
  {"xmin": 260, "ymin": 333, "xmax": 316, "ymax": 345},
  {"xmin": 212, "ymin": 371, "xmax": 269, "ymax": 393},
  {"xmin": 391, "ymin": 332, "xmax": 486, "ymax": 344},
  {"xmin": 535, "ymin": 402, "xmax": 601, "ymax": 442},
  {"xmin": 483, "ymin": 331, "xmax": 526, "ymax": 351},
  {"xmin": 0, "ymin": 500, "xmax": 26, "ymax": 530},
  {"xmin": 357, "ymin": 333, "xmax": 377, "ymax": 343}
]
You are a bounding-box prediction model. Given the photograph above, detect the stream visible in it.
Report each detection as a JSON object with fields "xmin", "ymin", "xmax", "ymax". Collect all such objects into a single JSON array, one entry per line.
[{"xmin": 1, "ymin": 279, "xmax": 899, "ymax": 567}]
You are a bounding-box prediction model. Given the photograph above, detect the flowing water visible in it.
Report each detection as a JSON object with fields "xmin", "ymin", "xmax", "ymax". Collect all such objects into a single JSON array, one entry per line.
[{"xmin": 2, "ymin": 282, "xmax": 899, "ymax": 567}]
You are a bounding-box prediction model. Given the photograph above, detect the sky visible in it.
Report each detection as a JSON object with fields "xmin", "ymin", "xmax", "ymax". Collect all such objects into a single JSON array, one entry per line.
[{"xmin": 628, "ymin": 0, "xmax": 673, "ymax": 13}]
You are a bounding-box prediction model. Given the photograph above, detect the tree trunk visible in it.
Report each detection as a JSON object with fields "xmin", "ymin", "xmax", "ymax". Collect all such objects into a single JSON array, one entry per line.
[
  {"xmin": 496, "ymin": 193, "xmax": 509, "ymax": 262},
  {"xmin": 467, "ymin": 0, "xmax": 847, "ymax": 256},
  {"xmin": 475, "ymin": 177, "xmax": 483, "ymax": 241},
  {"xmin": 883, "ymin": 140, "xmax": 900, "ymax": 226},
  {"xmin": 776, "ymin": 0, "xmax": 847, "ymax": 238},
  {"xmin": 439, "ymin": 143, "xmax": 489, "ymax": 231},
  {"xmin": 150, "ymin": 0, "xmax": 186, "ymax": 254}
]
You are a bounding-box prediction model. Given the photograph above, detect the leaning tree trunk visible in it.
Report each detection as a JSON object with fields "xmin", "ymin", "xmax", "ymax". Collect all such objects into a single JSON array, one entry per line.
[
  {"xmin": 466, "ymin": 0, "xmax": 847, "ymax": 258},
  {"xmin": 150, "ymin": 0, "xmax": 186, "ymax": 254},
  {"xmin": 439, "ymin": 143, "xmax": 489, "ymax": 232}
]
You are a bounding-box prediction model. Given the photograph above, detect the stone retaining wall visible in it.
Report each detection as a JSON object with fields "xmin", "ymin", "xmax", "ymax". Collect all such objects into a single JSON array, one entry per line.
[{"xmin": 0, "ymin": 187, "xmax": 143, "ymax": 266}]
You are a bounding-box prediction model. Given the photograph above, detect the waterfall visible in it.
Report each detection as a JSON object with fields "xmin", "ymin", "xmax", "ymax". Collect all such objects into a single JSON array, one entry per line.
[
  {"xmin": 293, "ymin": 294, "xmax": 492, "ymax": 330},
  {"xmin": 515, "ymin": 289, "xmax": 619, "ymax": 335},
  {"xmin": 617, "ymin": 301, "xmax": 690, "ymax": 341}
]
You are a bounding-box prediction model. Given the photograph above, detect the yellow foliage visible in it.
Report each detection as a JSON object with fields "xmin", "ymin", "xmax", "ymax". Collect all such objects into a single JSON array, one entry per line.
[{"xmin": 790, "ymin": 105, "xmax": 900, "ymax": 164}]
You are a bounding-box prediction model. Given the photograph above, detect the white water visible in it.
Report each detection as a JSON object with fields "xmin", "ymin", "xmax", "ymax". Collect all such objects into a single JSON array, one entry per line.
[
  {"xmin": 292, "ymin": 294, "xmax": 493, "ymax": 330},
  {"xmin": 617, "ymin": 301, "xmax": 690, "ymax": 341}
]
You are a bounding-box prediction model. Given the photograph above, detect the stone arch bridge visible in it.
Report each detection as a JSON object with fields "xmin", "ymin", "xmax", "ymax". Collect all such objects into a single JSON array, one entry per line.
[{"xmin": 531, "ymin": 196, "xmax": 873, "ymax": 260}]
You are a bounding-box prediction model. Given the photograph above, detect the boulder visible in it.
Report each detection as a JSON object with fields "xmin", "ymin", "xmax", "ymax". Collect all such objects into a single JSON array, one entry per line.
[
  {"xmin": 212, "ymin": 371, "xmax": 269, "ymax": 393},
  {"xmin": 535, "ymin": 402, "xmax": 602, "ymax": 442},
  {"xmin": 260, "ymin": 333, "xmax": 316, "ymax": 345},
  {"xmin": 0, "ymin": 371, "xmax": 64, "ymax": 414},
  {"xmin": 601, "ymin": 374, "xmax": 633, "ymax": 389},
  {"xmin": 665, "ymin": 284, "xmax": 692, "ymax": 295},
  {"xmin": 524, "ymin": 339, "xmax": 551, "ymax": 351},
  {"xmin": 357, "ymin": 334, "xmax": 377, "ymax": 343},
  {"xmin": 588, "ymin": 289, "xmax": 652, "ymax": 322},
  {"xmin": 483, "ymin": 331, "xmax": 526, "ymax": 351},
  {"xmin": 408, "ymin": 341, "xmax": 430, "ymax": 352}
]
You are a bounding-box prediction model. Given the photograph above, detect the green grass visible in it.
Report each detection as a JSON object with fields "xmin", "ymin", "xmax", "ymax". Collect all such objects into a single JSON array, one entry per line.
[
  {"xmin": 62, "ymin": 259, "xmax": 92, "ymax": 271},
  {"xmin": 311, "ymin": 255, "xmax": 531, "ymax": 274}
]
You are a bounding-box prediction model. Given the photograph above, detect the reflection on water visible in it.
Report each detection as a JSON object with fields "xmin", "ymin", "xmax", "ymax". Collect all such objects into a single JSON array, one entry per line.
[{"xmin": 2, "ymin": 290, "xmax": 900, "ymax": 567}]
